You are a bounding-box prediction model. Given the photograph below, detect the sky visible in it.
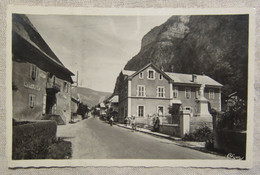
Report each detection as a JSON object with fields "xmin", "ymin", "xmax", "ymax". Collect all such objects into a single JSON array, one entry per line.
[{"xmin": 28, "ymin": 15, "xmax": 171, "ymax": 93}]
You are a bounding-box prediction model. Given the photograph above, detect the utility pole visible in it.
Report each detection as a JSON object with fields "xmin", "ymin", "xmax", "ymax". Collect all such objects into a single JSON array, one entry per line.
[{"xmin": 72, "ymin": 71, "xmax": 79, "ymax": 87}]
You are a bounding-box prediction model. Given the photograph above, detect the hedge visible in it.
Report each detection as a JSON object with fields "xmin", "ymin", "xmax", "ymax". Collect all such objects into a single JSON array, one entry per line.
[{"xmin": 12, "ymin": 120, "xmax": 57, "ymax": 160}]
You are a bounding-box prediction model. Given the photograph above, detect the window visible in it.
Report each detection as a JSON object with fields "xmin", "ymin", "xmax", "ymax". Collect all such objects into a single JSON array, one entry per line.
[
  {"xmin": 184, "ymin": 106, "xmax": 193, "ymax": 113},
  {"xmin": 42, "ymin": 94, "xmax": 46, "ymax": 114},
  {"xmin": 63, "ymin": 82, "xmax": 68, "ymax": 93},
  {"xmin": 157, "ymin": 106, "xmax": 164, "ymax": 115},
  {"xmin": 157, "ymin": 86, "xmax": 165, "ymax": 98},
  {"xmin": 125, "ymin": 108, "xmax": 128, "ymax": 118},
  {"xmin": 137, "ymin": 85, "xmax": 146, "ymax": 97},
  {"xmin": 52, "ymin": 104, "xmax": 57, "ymax": 114},
  {"xmin": 159, "ymin": 74, "xmax": 163, "ymax": 80},
  {"xmin": 209, "ymin": 89, "xmax": 214, "ymax": 99},
  {"xmin": 137, "ymin": 105, "xmax": 144, "ymax": 117},
  {"xmin": 29, "ymin": 94, "xmax": 35, "ymax": 109},
  {"xmin": 173, "ymin": 86, "xmax": 178, "ymax": 98},
  {"xmin": 185, "ymin": 87, "xmax": 191, "ymax": 99},
  {"xmin": 30, "ymin": 64, "xmax": 37, "ymax": 80},
  {"xmin": 139, "ymin": 72, "xmax": 143, "ymax": 79},
  {"xmin": 147, "ymin": 69, "xmax": 155, "ymax": 79},
  {"xmin": 121, "ymin": 108, "xmax": 124, "ymax": 117},
  {"xmin": 195, "ymin": 88, "xmax": 200, "ymax": 99},
  {"xmin": 53, "ymin": 76, "xmax": 56, "ymax": 84}
]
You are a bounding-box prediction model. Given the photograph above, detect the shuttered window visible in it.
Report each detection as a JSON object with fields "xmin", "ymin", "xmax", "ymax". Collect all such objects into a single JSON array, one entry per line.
[
  {"xmin": 137, "ymin": 85, "xmax": 146, "ymax": 97},
  {"xmin": 157, "ymin": 86, "xmax": 165, "ymax": 98}
]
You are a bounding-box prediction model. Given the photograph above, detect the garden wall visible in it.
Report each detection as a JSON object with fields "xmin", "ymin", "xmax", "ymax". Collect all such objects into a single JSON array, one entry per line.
[
  {"xmin": 159, "ymin": 124, "xmax": 180, "ymax": 137},
  {"xmin": 12, "ymin": 120, "xmax": 57, "ymax": 159}
]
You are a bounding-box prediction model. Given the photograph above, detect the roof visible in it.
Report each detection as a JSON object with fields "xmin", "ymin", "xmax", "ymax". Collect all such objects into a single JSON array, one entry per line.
[
  {"xmin": 99, "ymin": 103, "xmax": 106, "ymax": 108},
  {"xmin": 122, "ymin": 70, "xmax": 135, "ymax": 76},
  {"xmin": 108, "ymin": 95, "xmax": 119, "ymax": 103},
  {"xmin": 122, "ymin": 63, "xmax": 222, "ymax": 87},
  {"xmin": 71, "ymin": 96, "xmax": 80, "ymax": 103},
  {"xmin": 165, "ymin": 72, "xmax": 222, "ymax": 87},
  {"xmin": 228, "ymin": 92, "xmax": 238, "ymax": 97},
  {"xmin": 123, "ymin": 63, "xmax": 173, "ymax": 82},
  {"xmin": 12, "ymin": 14, "xmax": 74, "ymax": 76}
]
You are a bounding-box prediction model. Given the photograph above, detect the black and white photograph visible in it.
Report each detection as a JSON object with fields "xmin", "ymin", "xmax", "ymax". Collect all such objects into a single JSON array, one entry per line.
[{"xmin": 7, "ymin": 7, "xmax": 254, "ymax": 168}]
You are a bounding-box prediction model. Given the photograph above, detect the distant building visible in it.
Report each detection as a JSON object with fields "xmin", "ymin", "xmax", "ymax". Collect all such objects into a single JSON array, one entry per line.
[
  {"xmin": 105, "ymin": 95, "xmax": 119, "ymax": 121},
  {"xmin": 116, "ymin": 63, "xmax": 222, "ymax": 123},
  {"xmin": 12, "ymin": 14, "xmax": 74, "ymax": 124},
  {"xmin": 71, "ymin": 96, "xmax": 80, "ymax": 117},
  {"xmin": 99, "ymin": 102, "xmax": 106, "ymax": 116}
]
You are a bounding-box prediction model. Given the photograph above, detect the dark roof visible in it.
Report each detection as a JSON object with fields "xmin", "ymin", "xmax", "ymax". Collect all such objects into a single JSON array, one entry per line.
[{"xmin": 12, "ymin": 14, "xmax": 74, "ymax": 76}]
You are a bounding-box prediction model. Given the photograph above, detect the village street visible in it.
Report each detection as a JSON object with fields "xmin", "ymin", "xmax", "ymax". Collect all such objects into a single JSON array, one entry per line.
[{"xmin": 57, "ymin": 116, "xmax": 225, "ymax": 159}]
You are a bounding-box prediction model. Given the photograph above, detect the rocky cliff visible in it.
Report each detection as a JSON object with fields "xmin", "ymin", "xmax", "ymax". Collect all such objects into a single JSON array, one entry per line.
[{"xmin": 115, "ymin": 15, "xmax": 248, "ymax": 100}]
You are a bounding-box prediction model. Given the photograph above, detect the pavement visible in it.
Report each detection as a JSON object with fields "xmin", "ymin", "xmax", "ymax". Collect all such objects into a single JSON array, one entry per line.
[
  {"xmin": 115, "ymin": 122, "xmax": 224, "ymax": 157},
  {"xmin": 115, "ymin": 123, "xmax": 182, "ymax": 141},
  {"xmin": 57, "ymin": 116, "xmax": 225, "ymax": 159}
]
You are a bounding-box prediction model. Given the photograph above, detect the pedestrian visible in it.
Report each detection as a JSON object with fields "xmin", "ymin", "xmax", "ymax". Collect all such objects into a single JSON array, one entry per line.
[
  {"xmin": 124, "ymin": 117, "xmax": 128, "ymax": 126},
  {"xmin": 131, "ymin": 116, "xmax": 136, "ymax": 131},
  {"xmin": 153, "ymin": 116, "xmax": 160, "ymax": 132},
  {"xmin": 109, "ymin": 116, "xmax": 114, "ymax": 126}
]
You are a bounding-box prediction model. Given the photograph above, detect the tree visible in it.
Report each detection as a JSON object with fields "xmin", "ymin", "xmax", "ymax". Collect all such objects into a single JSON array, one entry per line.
[{"xmin": 76, "ymin": 103, "xmax": 89, "ymax": 119}]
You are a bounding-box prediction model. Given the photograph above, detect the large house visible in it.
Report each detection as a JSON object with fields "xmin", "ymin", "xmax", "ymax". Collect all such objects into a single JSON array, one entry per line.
[
  {"xmin": 116, "ymin": 63, "xmax": 222, "ymax": 123},
  {"xmin": 12, "ymin": 14, "xmax": 74, "ymax": 124}
]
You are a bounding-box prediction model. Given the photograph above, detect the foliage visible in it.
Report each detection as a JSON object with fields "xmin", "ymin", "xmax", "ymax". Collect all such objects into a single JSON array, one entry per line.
[
  {"xmin": 217, "ymin": 98, "xmax": 247, "ymax": 130},
  {"xmin": 46, "ymin": 138, "xmax": 72, "ymax": 159},
  {"xmin": 183, "ymin": 126, "xmax": 213, "ymax": 142},
  {"xmin": 12, "ymin": 121, "xmax": 57, "ymax": 159},
  {"xmin": 168, "ymin": 104, "xmax": 181, "ymax": 115},
  {"xmin": 76, "ymin": 103, "xmax": 89, "ymax": 118}
]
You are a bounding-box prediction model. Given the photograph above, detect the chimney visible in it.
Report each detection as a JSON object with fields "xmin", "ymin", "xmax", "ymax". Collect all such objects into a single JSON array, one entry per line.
[
  {"xmin": 192, "ymin": 74, "xmax": 197, "ymax": 83},
  {"xmin": 161, "ymin": 66, "xmax": 164, "ymax": 72},
  {"xmin": 171, "ymin": 65, "xmax": 174, "ymax": 72}
]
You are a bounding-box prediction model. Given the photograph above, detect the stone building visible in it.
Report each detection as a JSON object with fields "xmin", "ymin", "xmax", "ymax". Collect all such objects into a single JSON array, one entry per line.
[
  {"xmin": 116, "ymin": 63, "xmax": 222, "ymax": 124},
  {"xmin": 12, "ymin": 14, "xmax": 74, "ymax": 124}
]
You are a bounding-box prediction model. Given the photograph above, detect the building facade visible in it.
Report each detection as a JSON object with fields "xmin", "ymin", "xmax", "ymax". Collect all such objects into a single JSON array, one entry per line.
[
  {"xmin": 105, "ymin": 95, "xmax": 119, "ymax": 121},
  {"xmin": 117, "ymin": 63, "xmax": 222, "ymax": 123},
  {"xmin": 12, "ymin": 14, "xmax": 74, "ymax": 124}
]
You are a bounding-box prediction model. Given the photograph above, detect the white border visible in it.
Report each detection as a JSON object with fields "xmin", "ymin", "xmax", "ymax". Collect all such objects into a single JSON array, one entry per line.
[{"xmin": 6, "ymin": 6, "xmax": 255, "ymax": 168}]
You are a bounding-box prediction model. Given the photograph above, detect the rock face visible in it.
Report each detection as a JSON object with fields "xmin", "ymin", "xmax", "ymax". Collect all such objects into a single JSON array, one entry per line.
[{"xmin": 115, "ymin": 15, "xmax": 248, "ymax": 100}]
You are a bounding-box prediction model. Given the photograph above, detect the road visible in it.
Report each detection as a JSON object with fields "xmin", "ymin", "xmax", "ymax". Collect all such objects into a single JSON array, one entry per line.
[{"xmin": 57, "ymin": 116, "xmax": 225, "ymax": 159}]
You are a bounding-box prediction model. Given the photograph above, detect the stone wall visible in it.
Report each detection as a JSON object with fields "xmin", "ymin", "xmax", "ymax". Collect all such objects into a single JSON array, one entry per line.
[{"xmin": 159, "ymin": 124, "xmax": 180, "ymax": 137}]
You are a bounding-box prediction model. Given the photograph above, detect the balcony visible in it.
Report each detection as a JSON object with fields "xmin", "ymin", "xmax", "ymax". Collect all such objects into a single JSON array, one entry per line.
[{"xmin": 46, "ymin": 82, "xmax": 60, "ymax": 93}]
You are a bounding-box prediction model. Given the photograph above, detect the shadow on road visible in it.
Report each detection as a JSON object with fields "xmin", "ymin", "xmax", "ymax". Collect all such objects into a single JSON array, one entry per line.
[{"xmin": 47, "ymin": 138, "xmax": 72, "ymax": 159}]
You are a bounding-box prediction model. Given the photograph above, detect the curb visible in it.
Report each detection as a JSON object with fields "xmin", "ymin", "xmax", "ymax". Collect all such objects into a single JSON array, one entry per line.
[
  {"xmin": 114, "ymin": 123, "xmax": 225, "ymax": 158},
  {"xmin": 115, "ymin": 123, "xmax": 181, "ymax": 141}
]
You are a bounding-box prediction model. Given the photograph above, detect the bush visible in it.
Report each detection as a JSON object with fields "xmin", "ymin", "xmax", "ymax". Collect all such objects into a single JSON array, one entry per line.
[
  {"xmin": 217, "ymin": 99, "xmax": 247, "ymax": 130},
  {"xmin": 183, "ymin": 126, "xmax": 213, "ymax": 142},
  {"xmin": 47, "ymin": 138, "xmax": 72, "ymax": 159},
  {"xmin": 12, "ymin": 121, "xmax": 57, "ymax": 159}
]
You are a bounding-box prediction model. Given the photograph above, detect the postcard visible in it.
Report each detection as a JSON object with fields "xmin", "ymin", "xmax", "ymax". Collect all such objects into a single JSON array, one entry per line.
[{"xmin": 6, "ymin": 6, "xmax": 255, "ymax": 168}]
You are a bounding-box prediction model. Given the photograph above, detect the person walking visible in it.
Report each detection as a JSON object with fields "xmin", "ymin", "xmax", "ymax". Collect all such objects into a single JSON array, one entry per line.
[
  {"xmin": 131, "ymin": 116, "xmax": 136, "ymax": 131},
  {"xmin": 109, "ymin": 116, "xmax": 114, "ymax": 126},
  {"xmin": 153, "ymin": 116, "xmax": 160, "ymax": 132}
]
